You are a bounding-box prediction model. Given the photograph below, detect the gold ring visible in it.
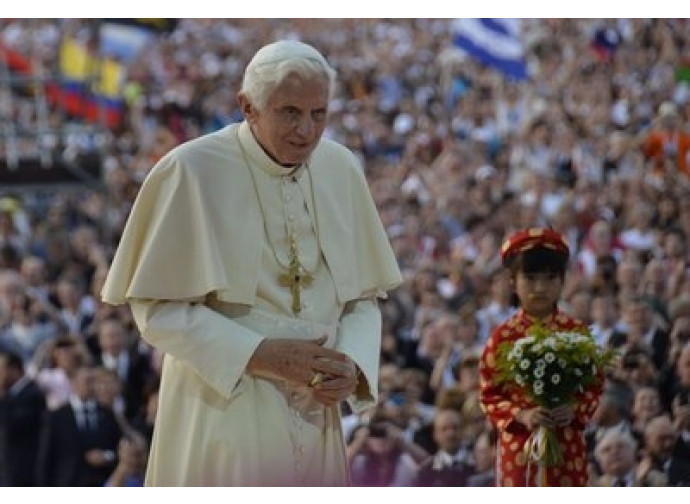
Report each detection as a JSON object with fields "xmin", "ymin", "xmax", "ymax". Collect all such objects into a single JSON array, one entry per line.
[{"xmin": 309, "ymin": 372, "xmax": 325, "ymax": 387}]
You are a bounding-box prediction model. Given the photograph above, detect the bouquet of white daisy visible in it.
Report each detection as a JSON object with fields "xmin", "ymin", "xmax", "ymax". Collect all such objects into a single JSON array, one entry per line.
[{"xmin": 494, "ymin": 324, "xmax": 613, "ymax": 466}]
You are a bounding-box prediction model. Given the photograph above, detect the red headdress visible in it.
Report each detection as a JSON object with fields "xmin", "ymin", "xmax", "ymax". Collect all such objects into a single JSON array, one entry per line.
[{"xmin": 500, "ymin": 227, "xmax": 569, "ymax": 266}]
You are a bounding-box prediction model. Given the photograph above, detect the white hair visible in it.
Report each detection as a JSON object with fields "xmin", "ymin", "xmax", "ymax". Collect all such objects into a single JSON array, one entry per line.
[
  {"xmin": 240, "ymin": 40, "xmax": 337, "ymax": 109},
  {"xmin": 594, "ymin": 428, "xmax": 637, "ymax": 464}
]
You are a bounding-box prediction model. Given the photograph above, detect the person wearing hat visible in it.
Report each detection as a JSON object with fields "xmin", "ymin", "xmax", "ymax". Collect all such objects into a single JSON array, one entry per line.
[
  {"xmin": 479, "ymin": 227, "xmax": 604, "ymax": 486},
  {"xmin": 100, "ymin": 40, "xmax": 402, "ymax": 486}
]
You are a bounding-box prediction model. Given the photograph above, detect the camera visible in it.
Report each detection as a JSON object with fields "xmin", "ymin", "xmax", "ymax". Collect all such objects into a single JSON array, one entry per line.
[{"xmin": 368, "ymin": 423, "xmax": 388, "ymax": 439}]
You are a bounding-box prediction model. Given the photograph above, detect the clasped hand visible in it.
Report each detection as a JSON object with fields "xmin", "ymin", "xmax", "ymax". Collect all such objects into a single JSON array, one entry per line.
[
  {"xmin": 247, "ymin": 336, "xmax": 358, "ymax": 407},
  {"xmin": 517, "ymin": 404, "xmax": 575, "ymax": 430}
]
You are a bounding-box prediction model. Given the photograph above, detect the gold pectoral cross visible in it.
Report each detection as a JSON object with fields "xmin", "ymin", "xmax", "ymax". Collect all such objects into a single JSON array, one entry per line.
[{"xmin": 279, "ymin": 236, "xmax": 313, "ymax": 316}]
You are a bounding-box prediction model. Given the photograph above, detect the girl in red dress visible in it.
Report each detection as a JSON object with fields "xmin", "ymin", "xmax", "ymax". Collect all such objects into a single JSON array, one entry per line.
[{"xmin": 479, "ymin": 228, "xmax": 603, "ymax": 486}]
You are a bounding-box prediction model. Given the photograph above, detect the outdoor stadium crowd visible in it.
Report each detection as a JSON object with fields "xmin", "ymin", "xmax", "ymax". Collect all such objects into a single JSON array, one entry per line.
[{"xmin": 1, "ymin": 18, "xmax": 690, "ymax": 486}]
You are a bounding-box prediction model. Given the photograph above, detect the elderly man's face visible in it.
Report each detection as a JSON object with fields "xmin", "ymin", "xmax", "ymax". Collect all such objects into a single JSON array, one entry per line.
[
  {"xmin": 646, "ymin": 418, "xmax": 678, "ymax": 462},
  {"xmin": 241, "ymin": 73, "xmax": 329, "ymax": 167},
  {"xmin": 598, "ymin": 437, "xmax": 635, "ymax": 477}
]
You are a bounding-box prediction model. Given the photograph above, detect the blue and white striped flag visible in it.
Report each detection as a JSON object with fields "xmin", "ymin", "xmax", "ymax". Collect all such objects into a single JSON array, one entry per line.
[{"xmin": 452, "ymin": 19, "xmax": 528, "ymax": 81}]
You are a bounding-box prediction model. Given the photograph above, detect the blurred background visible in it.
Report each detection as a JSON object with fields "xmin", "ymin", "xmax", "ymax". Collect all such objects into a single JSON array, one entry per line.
[{"xmin": 1, "ymin": 18, "xmax": 690, "ymax": 487}]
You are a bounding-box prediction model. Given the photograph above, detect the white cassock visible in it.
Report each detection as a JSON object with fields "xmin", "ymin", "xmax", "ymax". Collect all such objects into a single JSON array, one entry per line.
[{"xmin": 101, "ymin": 121, "xmax": 402, "ymax": 486}]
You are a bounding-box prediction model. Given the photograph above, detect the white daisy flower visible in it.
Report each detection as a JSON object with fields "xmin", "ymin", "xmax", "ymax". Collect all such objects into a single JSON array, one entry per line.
[
  {"xmin": 543, "ymin": 337, "xmax": 556, "ymax": 349},
  {"xmin": 533, "ymin": 380, "xmax": 544, "ymax": 395}
]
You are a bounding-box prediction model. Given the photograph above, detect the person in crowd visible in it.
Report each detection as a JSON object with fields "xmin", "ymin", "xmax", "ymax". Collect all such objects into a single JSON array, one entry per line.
[
  {"xmin": 0, "ymin": 286, "xmax": 60, "ymax": 366},
  {"xmin": 88, "ymin": 317, "xmax": 153, "ymax": 421},
  {"xmin": 54, "ymin": 273, "xmax": 95, "ymax": 338},
  {"xmin": 672, "ymin": 390, "xmax": 690, "ymax": 462},
  {"xmin": 589, "ymin": 255, "xmax": 619, "ymax": 297},
  {"xmin": 636, "ymin": 414, "xmax": 690, "ymax": 486},
  {"xmin": 129, "ymin": 386, "xmax": 158, "ymax": 446},
  {"xmin": 476, "ymin": 269, "xmax": 516, "ymax": 343},
  {"xmin": 614, "ymin": 255, "xmax": 645, "ymax": 307},
  {"xmin": 585, "ymin": 389, "xmax": 635, "ymax": 477},
  {"xmin": 564, "ymin": 287, "xmax": 593, "ymax": 327},
  {"xmin": 0, "ymin": 349, "xmax": 46, "ymax": 486},
  {"xmin": 379, "ymin": 367, "xmax": 436, "ymax": 445},
  {"xmin": 100, "ymin": 39, "xmax": 402, "ymax": 486},
  {"xmin": 466, "ymin": 428, "xmax": 497, "ymax": 486},
  {"xmin": 480, "ymin": 227, "xmax": 604, "ymax": 486},
  {"xmin": 591, "ymin": 428, "xmax": 662, "ymax": 486},
  {"xmin": 609, "ymin": 293, "xmax": 670, "ymax": 372},
  {"xmin": 33, "ymin": 335, "xmax": 91, "ymax": 411},
  {"xmin": 619, "ymin": 202, "xmax": 657, "ymax": 256},
  {"xmin": 92, "ymin": 366, "xmax": 131, "ymax": 436},
  {"xmin": 670, "ymin": 342, "xmax": 690, "ymax": 461},
  {"xmin": 630, "ymin": 385, "xmax": 663, "ymax": 444},
  {"xmin": 413, "ymin": 407, "xmax": 473, "ymax": 486},
  {"xmin": 642, "ymin": 101, "xmax": 690, "ymax": 180},
  {"xmin": 18, "ymin": 255, "xmax": 51, "ymax": 304},
  {"xmin": 589, "ymin": 289, "xmax": 620, "ymax": 348},
  {"xmin": 0, "ymin": 270, "xmax": 24, "ymax": 331},
  {"xmin": 659, "ymin": 309, "xmax": 690, "ymax": 411},
  {"xmin": 426, "ymin": 312, "xmax": 463, "ymax": 392},
  {"xmin": 616, "ymin": 346, "xmax": 660, "ymax": 393},
  {"xmin": 104, "ymin": 433, "xmax": 148, "ymax": 487},
  {"xmin": 660, "ymin": 228, "xmax": 688, "ymax": 301},
  {"xmin": 575, "ymin": 219, "xmax": 625, "ymax": 282},
  {"xmin": 35, "ymin": 365, "xmax": 122, "ymax": 486},
  {"xmin": 347, "ymin": 414, "xmax": 427, "ymax": 486}
]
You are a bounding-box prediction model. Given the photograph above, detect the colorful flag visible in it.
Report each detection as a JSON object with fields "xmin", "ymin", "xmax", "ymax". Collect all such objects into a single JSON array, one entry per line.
[
  {"xmin": 452, "ymin": 18, "xmax": 528, "ymax": 81},
  {"xmin": 58, "ymin": 37, "xmax": 92, "ymax": 81},
  {"xmin": 48, "ymin": 36, "xmax": 124, "ymax": 128},
  {"xmin": 99, "ymin": 22, "xmax": 154, "ymax": 64}
]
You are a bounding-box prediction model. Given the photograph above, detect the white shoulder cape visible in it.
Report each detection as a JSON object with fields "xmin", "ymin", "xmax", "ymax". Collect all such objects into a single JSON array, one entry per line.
[{"xmin": 101, "ymin": 122, "xmax": 402, "ymax": 306}]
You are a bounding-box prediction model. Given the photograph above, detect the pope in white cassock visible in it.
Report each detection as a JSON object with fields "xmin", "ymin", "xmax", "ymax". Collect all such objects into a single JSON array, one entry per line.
[{"xmin": 100, "ymin": 39, "xmax": 402, "ymax": 486}]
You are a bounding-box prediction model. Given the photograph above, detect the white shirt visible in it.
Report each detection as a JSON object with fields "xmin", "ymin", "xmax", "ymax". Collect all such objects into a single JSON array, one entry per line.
[
  {"xmin": 102, "ymin": 350, "xmax": 129, "ymax": 380},
  {"xmin": 69, "ymin": 396, "xmax": 97, "ymax": 430},
  {"xmin": 432, "ymin": 448, "xmax": 472, "ymax": 470}
]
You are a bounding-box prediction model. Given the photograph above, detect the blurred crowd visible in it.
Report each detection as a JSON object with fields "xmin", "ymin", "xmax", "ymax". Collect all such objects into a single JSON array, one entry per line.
[{"xmin": 1, "ymin": 18, "xmax": 690, "ymax": 487}]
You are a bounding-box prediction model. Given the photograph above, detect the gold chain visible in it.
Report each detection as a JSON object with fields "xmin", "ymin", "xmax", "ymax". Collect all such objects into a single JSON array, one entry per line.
[{"xmin": 237, "ymin": 128, "xmax": 321, "ymax": 315}]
